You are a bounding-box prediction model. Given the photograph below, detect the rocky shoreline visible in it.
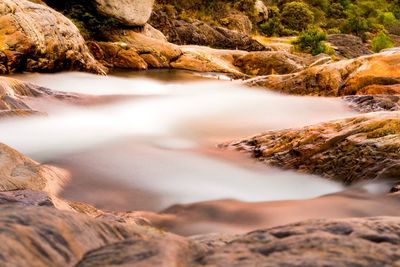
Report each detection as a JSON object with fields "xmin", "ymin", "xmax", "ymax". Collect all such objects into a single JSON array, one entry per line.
[{"xmin": 1, "ymin": 0, "xmax": 400, "ymax": 266}]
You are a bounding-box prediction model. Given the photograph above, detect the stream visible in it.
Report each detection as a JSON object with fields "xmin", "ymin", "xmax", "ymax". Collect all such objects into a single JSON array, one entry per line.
[{"xmin": 3, "ymin": 70, "xmax": 357, "ymax": 212}]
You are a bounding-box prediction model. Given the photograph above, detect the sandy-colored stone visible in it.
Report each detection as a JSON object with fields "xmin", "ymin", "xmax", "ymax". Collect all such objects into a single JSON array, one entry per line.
[
  {"xmin": 246, "ymin": 50, "xmax": 400, "ymax": 96},
  {"xmin": 0, "ymin": 0, "xmax": 103, "ymax": 74},
  {"xmin": 94, "ymin": 0, "xmax": 155, "ymax": 26}
]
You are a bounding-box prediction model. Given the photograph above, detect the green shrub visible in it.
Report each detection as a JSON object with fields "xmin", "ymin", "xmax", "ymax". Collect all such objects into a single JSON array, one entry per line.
[
  {"xmin": 371, "ymin": 31, "xmax": 394, "ymax": 52},
  {"xmin": 281, "ymin": 2, "xmax": 314, "ymax": 31},
  {"xmin": 293, "ymin": 28, "xmax": 331, "ymax": 55}
]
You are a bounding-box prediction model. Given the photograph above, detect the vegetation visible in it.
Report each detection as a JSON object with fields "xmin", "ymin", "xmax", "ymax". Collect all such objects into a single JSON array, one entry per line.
[
  {"xmin": 260, "ymin": 0, "xmax": 400, "ymax": 38},
  {"xmin": 281, "ymin": 2, "xmax": 314, "ymax": 31},
  {"xmin": 293, "ymin": 28, "xmax": 333, "ymax": 55},
  {"xmin": 371, "ymin": 31, "xmax": 394, "ymax": 52}
]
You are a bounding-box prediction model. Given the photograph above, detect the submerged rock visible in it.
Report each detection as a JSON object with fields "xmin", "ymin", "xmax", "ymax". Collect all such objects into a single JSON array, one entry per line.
[
  {"xmin": 0, "ymin": 76, "xmax": 80, "ymax": 117},
  {"xmin": 225, "ymin": 112, "xmax": 400, "ymax": 184},
  {"xmin": 246, "ymin": 50, "xmax": 400, "ymax": 96},
  {"xmin": 0, "ymin": 0, "xmax": 103, "ymax": 74}
]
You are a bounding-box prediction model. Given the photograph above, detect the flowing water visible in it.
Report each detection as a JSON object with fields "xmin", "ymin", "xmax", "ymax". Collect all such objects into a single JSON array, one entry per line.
[{"xmin": 4, "ymin": 71, "xmax": 358, "ymax": 211}]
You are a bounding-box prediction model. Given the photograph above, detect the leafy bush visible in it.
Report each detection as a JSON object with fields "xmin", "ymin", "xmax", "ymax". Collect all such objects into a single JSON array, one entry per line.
[
  {"xmin": 293, "ymin": 28, "xmax": 332, "ymax": 55},
  {"xmin": 371, "ymin": 31, "xmax": 394, "ymax": 52},
  {"xmin": 281, "ymin": 2, "xmax": 314, "ymax": 31}
]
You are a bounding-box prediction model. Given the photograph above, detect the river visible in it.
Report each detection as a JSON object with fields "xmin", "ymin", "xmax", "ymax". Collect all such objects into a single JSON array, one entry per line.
[{"xmin": 2, "ymin": 70, "xmax": 357, "ymax": 212}]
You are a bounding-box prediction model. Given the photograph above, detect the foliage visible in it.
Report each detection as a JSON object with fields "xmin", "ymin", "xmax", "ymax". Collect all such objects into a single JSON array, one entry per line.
[
  {"xmin": 281, "ymin": 2, "xmax": 314, "ymax": 31},
  {"xmin": 293, "ymin": 28, "xmax": 333, "ymax": 55},
  {"xmin": 371, "ymin": 31, "xmax": 394, "ymax": 52}
]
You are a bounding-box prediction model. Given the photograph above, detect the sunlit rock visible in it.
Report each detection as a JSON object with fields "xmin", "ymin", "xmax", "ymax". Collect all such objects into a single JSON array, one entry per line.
[
  {"xmin": 225, "ymin": 112, "xmax": 400, "ymax": 184},
  {"xmin": 0, "ymin": 0, "xmax": 104, "ymax": 74}
]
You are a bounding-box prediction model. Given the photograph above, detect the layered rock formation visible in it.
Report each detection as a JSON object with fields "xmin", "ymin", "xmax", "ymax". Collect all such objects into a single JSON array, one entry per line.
[
  {"xmin": 0, "ymin": 0, "xmax": 103, "ymax": 74},
  {"xmin": 246, "ymin": 50, "xmax": 400, "ymax": 96},
  {"xmin": 225, "ymin": 112, "xmax": 400, "ymax": 184}
]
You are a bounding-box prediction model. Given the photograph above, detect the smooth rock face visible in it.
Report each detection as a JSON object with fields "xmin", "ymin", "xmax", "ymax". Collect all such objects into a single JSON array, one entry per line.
[
  {"xmin": 0, "ymin": 0, "xmax": 103, "ymax": 74},
  {"xmin": 246, "ymin": 51, "xmax": 400, "ymax": 96},
  {"xmin": 94, "ymin": 0, "xmax": 155, "ymax": 26},
  {"xmin": 0, "ymin": 143, "xmax": 68, "ymax": 194},
  {"xmin": 225, "ymin": 112, "xmax": 400, "ymax": 184}
]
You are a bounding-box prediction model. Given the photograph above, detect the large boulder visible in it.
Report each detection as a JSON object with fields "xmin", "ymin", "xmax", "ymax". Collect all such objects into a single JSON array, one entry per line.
[
  {"xmin": 225, "ymin": 111, "xmax": 400, "ymax": 184},
  {"xmin": 327, "ymin": 34, "xmax": 372, "ymax": 59},
  {"xmin": 94, "ymin": 0, "xmax": 155, "ymax": 26},
  {"xmin": 246, "ymin": 50, "xmax": 400, "ymax": 96},
  {"xmin": 0, "ymin": 0, "xmax": 103, "ymax": 74}
]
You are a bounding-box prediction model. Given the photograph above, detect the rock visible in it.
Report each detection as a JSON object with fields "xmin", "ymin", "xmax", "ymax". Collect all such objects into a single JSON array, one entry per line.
[
  {"xmin": 1, "ymin": 203, "xmax": 400, "ymax": 267},
  {"xmin": 234, "ymin": 51, "xmax": 305, "ymax": 76},
  {"xmin": 0, "ymin": 143, "xmax": 69, "ymax": 194},
  {"xmin": 0, "ymin": 0, "xmax": 104, "ymax": 74},
  {"xmin": 94, "ymin": 0, "xmax": 154, "ymax": 26},
  {"xmin": 220, "ymin": 12, "xmax": 253, "ymax": 35},
  {"xmin": 87, "ymin": 42, "xmax": 148, "ymax": 70},
  {"xmin": 255, "ymin": 0, "xmax": 269, "ymax": 22},
  {"xmin": 103, "ymin": 29, "xmax": 182, "ymax": 68},
  {"xmin": 0, "ymin": 76, "xmax": 80, "ymax": 117},
  {"xmin": 344, "ymin": 95, "xmax": 400, "ymax": 112},
  {"xmin": 0, "ymin": 205, "xmax": 194, "ymax": 267},
  {"xmin": 196, "ymin": 217, "xmax": 400, "ymax": 267},
  {"xmin": 225, "ymin": 112, "xmax": 400, "ymax": 184},
  {"xmin": 327, "ymin": 34, "xmax": 372, "ymax": 59},
  {"xmin": 170, "ymin": 46, "xmax": 247, "ymax": 77},
  {"xmin": 246, "ymin": 50, "xmax": 400, "ymax": 96},
  {"xmin": 150, "ymin": 7, "xmax": 268, "ymax": 51}
]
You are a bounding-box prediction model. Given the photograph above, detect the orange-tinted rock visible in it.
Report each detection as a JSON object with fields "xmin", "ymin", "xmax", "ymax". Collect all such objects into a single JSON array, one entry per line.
[
  {"xmin": 225, "ymin": 112, "xmax": 400, "ymax": 184},
  {"xmin": 246, "ymin": 51, "xmax": 400, "ymax": 96},
  {"xmin": 0, "ymin": 0, "xmax": 104, "ymax": 74}
]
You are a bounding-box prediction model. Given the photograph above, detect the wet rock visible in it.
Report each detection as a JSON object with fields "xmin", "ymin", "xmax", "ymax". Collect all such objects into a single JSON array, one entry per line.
[
  {"xmin": 246, "ymin": 50, "xmax": 400, "ymax": 96},
  {"xmin": 327, "ymin": 34, "xmax": 372, "ymax": 59},
  {"xmin": 0, "ymin": 76, "xmax": 80, "ymax": 117},
  {"xmin": 0, "ymin": 0, "xmax": 104, "ymax": 74},
  {"xmin": 225, "ymin": 112, "xmax": 400, "ymax": 184},
  {"xmin": 94, "ymin": 0, "xmax": 155, "ymax": 26},
  {"xmin": 344, "ymin": 95, "xmax": 400, "ymax": 112}
]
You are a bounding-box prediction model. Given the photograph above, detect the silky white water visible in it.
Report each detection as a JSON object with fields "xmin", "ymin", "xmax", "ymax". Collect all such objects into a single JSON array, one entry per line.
[{"xmin": 4, "ymin": 71, "xmax": 357, "ymax": 211}]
